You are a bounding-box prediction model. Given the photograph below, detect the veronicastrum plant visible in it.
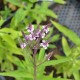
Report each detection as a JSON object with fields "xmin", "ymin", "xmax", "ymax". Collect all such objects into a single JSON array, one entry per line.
[
  {"xmin": 52, "ymin": 21, "xmax": 80, "ymax": 80},
  {"xmin": 0, "ymin": 0, "xmax": 69, "ymax": 80},
  {"xmin": 0, "ymin": 24, "xmax": 70, "ymax": 80},
  {"xmin": 0, "ymin": 22, "xmax": 60, "ymax": 71},
  {"xmin": 0, "ymin": 0, "xmax": 65, "ymax": 71}
]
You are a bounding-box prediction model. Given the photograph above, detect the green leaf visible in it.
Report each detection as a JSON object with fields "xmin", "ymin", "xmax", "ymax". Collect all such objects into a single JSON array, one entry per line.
[
  {"xmin": 62, "ymin": 37, "xmax": 71, "ymax": 56},
  {"xmin": 47, "ymin": 10, "xmax": 58, "ymax": 19},
  {"xmin": 22, "ymin": 47, "xmax": 34, "ymax": 73},
  {"xmin": 73, "ymin": 70, "xmax": 80, "ymax": 80},
  {"xmin": 0, "ymin": 70, "xmax": 33, "ymax": 78},
  {"xmin": 39, "ymin": 57, "xmax": 71, "ymax": 67},
  {"xmin": 16, "ymin": 78, "xmax": 33, "ymax": 80},
  {"xmin": 48, "ymin": 44, "xmax": 56, "ymax": 48},
  {"xmin": 0, "ymin": 34, "xmax": 22, "ymax": 55},
  {"xmin": 42, "ymin": 77, "xmax": 68, "ymax": 80},
  {"xmin": 1, "ymin": 61, "xmax": 14, "ymax": 71},
  {"xmin": 38, "ymin": 76, "xmax": 68, "ymax": 80},
  {"xmin": 51, "ymin": 34, "xmax": 60, "ymax": 42},
  {"xmin": 0, "ymin": 28, "xmax": 22, "ymax": 39},
  {"xmin": 51, "ymin": 21, "xmax": 80, "ymax": 45},
  {"xmin": 44, "ymin": 27, "xmax": 53, "ymax": 40},
  {"xmin": 0, "ymin": 34, "xmax": 16, "ymax": 47},
  {"xmin": 53, "ymin": 0, "xmax": 66, "ymax": 4},
  {"xmin": 0, "ymin": 17, "xmax": 4, "ymax": 27},
  {"xmin": 38, "ymin": 48, "xmax": 45, "ymax": 61},
  {"xmin": 7, "ymin": 55, "xmax": 25, "ymax": 69},
  {"xmin": 10, "ymin": 8, "xmax": 27, "ymax": 29},
  {"xmin": 28, "ymin": 0, "xmax": 37, "ymax": 3}
]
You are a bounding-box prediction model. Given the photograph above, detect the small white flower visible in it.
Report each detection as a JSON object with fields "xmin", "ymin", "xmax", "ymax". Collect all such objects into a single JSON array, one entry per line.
[
  {"xmin": 42, "ymin": 25, "xmax": 49, "ymax": 33},
  {"xmin": 25, "ymin": 35, "xmax": 30, "ymax": 41},
  {"xmin": 20, "ymin": 43, "xmax": 26, "ymax": 49},
  {"xmin": 27, "ymin": 25, "xmax": 34, "ymax": 33},
  {"xmin": 36, "ymin": 30, "xmax": 41, "ymax": 37},
  {"xmin": 41, "ymin": 33, "xmax": 45, "ymax": 38},
  {"xmin": 36, "ymin": 30, "xmax": 45, "ymax": 38},
  {"xmin": 40, "ymin": 40, "xmax": 49, "ymax": 49},
  {"xmin": 29, "ymin": 33, "xmax": 36, "ymax": 40}
]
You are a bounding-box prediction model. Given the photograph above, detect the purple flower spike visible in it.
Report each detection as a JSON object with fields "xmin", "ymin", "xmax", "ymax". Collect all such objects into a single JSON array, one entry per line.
[
  {"xmin": 36, "ymin": 30, "xmax": 45, "ymax": 38},
  {"xmin": 27, "ymin": 24, "xmax": 34, "ymax": 33},
  {"xmin": 20, "ymin": 43, "xmax": 26, "ymax": 49},
  {"xmin": 42, "ymin": 25, "xmax": 49, "ymax": 33},
  {"xmin": 25, "ymin": 35, "xmax": 30, "ymax": 41},
  {"xmin": 40, "ymin": 40, "xmax": 49, "ymax": 49},
  {"xmin": 41, "ymin": 33, "xmax": 45, "ymax": 38},
  {"xmin": 29, "ymin": 32, "xmax": 36, "ymax": 40},
  {"xmin": 36, "ymin": 30, "xmax": 41, "ymax": 38}
]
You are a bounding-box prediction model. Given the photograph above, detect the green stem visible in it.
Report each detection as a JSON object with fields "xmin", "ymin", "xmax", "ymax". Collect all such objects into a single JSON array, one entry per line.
[
  {"xmin": 33, "ymin": 54, "xmax": 36, "ymax": 80},
  {"xmin": 33, "ymin": 49, "xmax": 37, "ymax": 80}
]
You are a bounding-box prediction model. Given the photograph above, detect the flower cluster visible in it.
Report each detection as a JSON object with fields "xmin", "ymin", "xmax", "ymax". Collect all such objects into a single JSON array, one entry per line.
[
  {"xmin": 40, "ymin": 40, "xmax": 49, "ymax": 49},
  {"xmin": 20, "ymin": 24, "xmax": 50, "ymax": 49}
]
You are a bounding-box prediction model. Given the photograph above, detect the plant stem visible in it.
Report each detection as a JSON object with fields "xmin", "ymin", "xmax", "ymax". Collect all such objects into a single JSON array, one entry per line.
[
  {"xmin": 33, "ymin": 50, "xmax": 37, "ymax": 80},
  {"xmin": 33, "ymin": 37, "xmax": 40, "ymax": 80}
]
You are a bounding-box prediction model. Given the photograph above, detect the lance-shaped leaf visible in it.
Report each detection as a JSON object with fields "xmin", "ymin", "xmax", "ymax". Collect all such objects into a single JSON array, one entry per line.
[
  {"xmin": 0, "ymin": 34, "xmax": 22, "ymax": 55},
  {"xmin": 62, "ymin": 37, "xmax": 71, "ymax": 56},
  {"xmin": 0, "ymin": 28, "xmax": 21, "ymax": 39},
  {"xmin": 0, "ymin": 70, "xmax": 33, "ymax": 78},
  {"xmin": 37, "ymin": 57, "xmax": 71, "ymax": 72},
  {"xmin": 41, "ymin": 57, "xmax": 71, "ymax": 66},
  {"xmin": 38, "ymin": 48, "xmax": 45, "ymax": 61},
  {"xmin": 53, "ymin": 0, "xmax": 66, "ymax": 4},
  {"xmin": 38, "ymin": 75, "xmax": 69, "ymax": 80},
  {"xmin": 51, "ymin": 34, "xmax": 60, "ymax": 42},
  {"xmin": 51, "ymin": 21, "xmax": 80, "ymax": 45}
]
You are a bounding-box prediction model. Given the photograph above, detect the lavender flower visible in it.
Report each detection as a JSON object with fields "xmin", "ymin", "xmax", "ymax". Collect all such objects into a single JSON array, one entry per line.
[
  {"xmin": 42, "ymin": 25, "xmax": 49, "ymax": 33},
  {"xmin": 27, "ymin": 24, "xmax": 34, "ymax": 33},
  {"xmin": 41, "ymin": 33, "xmax": 45, "ymax": 38},
  {"xmin": 20, "ymin": 43, "xmax": 26, "ymax": 49},
  {"xmin": 36, "ymin": 30, "xmax": 45, "ymax": 38},
  {"xmin": 36, "ymin": 30, "xmax": 41, "ymax": 38},
  {"xmin": 25, "ymin": 35, "xmax": 30, "ymax": 41},
  {"xmin": 21, "ymin": 24, "xmax": 50, "ymax": 49},
  {"xmin": 40, "ymin": 40, "xmax": 49, "ymax": 49},
  {"xmin": 29, "ymin": 32, "xmax": 36, "ymax": 40}
]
